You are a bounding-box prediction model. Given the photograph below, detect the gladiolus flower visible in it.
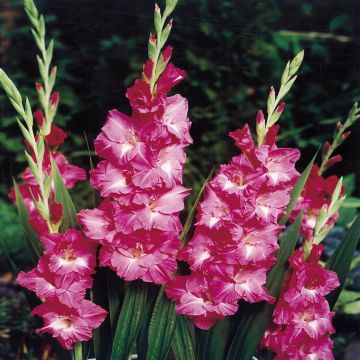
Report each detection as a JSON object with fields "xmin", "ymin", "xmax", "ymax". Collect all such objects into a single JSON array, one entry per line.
[
  {"xmin": 46, "ymin": 125, "xmax": 68, "ymax": 147},
  {"xmin": 33, "ymin": 300, "xmax": 107, "ymax": 350}
]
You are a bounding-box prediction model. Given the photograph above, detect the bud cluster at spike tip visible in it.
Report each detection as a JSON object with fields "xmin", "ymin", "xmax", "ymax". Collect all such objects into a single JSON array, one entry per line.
[
  {"xmin": 17, "ymin": 229, "xmax": 107, "ymax": 350},
  {"xmin": 166, "ymin": 123, "xmax": 301, "ymax": 330},
  {"xmin": 262, "ymin": 245, "xmax": 339, "ymax": 359},
  {"xmin": 9, "ymin": 82, "xmax": 86, "ymax": 236},
  {"xmin": 78, "ymin": 44, "xmax": 192, "ymax": 284}
]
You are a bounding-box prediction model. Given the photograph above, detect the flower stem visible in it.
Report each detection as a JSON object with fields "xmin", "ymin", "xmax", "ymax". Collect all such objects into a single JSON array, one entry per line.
[
  {"xmin": 72, "ymin": 342, "xmax": 82, "ymax": 360},
  {"xmin": 318, "ymin": 102, "xmax": 360, "ymax": 175}
]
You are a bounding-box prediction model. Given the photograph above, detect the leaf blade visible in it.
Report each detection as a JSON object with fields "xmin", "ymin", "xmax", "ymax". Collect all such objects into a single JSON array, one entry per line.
[
  {"xmin": 51, "ymin": 157, "xmax": 77, "ymax": 231},
  {"xmin": 110, "ymin": 281, "xmax": 147, "ymax": 360},
  {"xmin": 147, "ymin": 293, "xmax": 177, "ymax": 360},
  {"xmin": 325, "ymin": 213, "xmax": 360, "ymax": 308},
  {"xmin": 196, "ymin": 318, "xmax": 229, "ymax": 360},
  {"xmin": 172, "ymin": 315, "xmax": 196, "ymax": 360},
  {"xmin": 279, "ymin": 150, "xmax": 318, "ymax": 225}
]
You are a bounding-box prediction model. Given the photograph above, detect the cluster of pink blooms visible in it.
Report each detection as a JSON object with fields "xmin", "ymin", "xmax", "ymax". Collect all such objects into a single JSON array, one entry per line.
[
  {"xmin": 291, "ymin": 163, "xmax": 341, "ymax": 241},
  {"xmin": 262, "ymin": 244, "xmax": 339, "ymax": 359},
  {"xmin": 166, "ymin": 122, "xmax": 301, "ymax": 329},
  {"xmin": 78, "ymin": 45, "xmax": 192, "ymax": 284},
  {"xmin": 17, "ymin": 229, "xmax": 107, "ymax": 349}
]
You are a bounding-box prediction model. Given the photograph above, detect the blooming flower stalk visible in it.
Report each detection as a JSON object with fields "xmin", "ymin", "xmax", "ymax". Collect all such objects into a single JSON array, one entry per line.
[
  {"xmin": 165, "ymin": 51, "xmax": 304, "ymax": 330},
  {"xmin": 262, "ymin": 105, "xmax": 360, "ymax": 359},
  {"xmin": 262, "ymin": 245, "xmax": 339, "ymax": 359},
  {"xmin": 78, "ymin": 0, "xmax": 192, "ymax": 284},
  {"xmin": 166, "ymin": 122, "xmax": 300, "ymax": 329},
  {"xmin": 0, "ymin": 0, "xmax": 105, "ymax": 352}
]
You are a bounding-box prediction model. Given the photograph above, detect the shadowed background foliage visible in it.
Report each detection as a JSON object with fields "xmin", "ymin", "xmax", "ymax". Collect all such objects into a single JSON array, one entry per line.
[{"xmin": 0, "ymin": 0, "xmax": 359, "ymax": 358}]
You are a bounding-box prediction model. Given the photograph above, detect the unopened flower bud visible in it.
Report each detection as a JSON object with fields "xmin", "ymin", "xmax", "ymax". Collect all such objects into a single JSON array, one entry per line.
[
  {"xmin": 256, "ymin": 110, "xmax": 266, "ymax": 144},
  {"xmin": 142, "ymin": 60, "xmax": 154, "ymax": 82},
  {"xmin": 324, "ymin": 141, "xmax": 331, "ymax": 153},
  {"xmin": 50, "ymin": 92, "xmax": 60, "ymax": 108},
  {"xmin": 162, "ymin": 45, "xmax": 173, "ymax": 62},
  {"xmin": 270, "ymin": 86, "xmax": 275, "ymax": 99},
  {"xmin": 35, "ymin": 82, "xmax": 43, "ymax": 92},
  {"xmin": 277, "ymin": 102, "xmax": 286, "ymax": 113},
  {"xmin": 327, "ymin": 155, "xmax": 342, "ymax": 169},
  {"xmin": 342, "ymin": 131, "xmax": 351, "ymax": 141},
  {"xmin": 34, "ymin": 109, "xmax": 45, "ymax": 127},
  {"xmin": 336, "ymin": 121, "xmax": 343, "ymax": 130},
  {"xmin": 256, "ymin": 110, "xmax": 265, "ymax": 126},
  {"xmin": 50, "ymin": 202, "xmax": 63, "ymax": 224},
  {"xmin": 149, "ymin": 33, "xmax": 156, "ymax": 45}
]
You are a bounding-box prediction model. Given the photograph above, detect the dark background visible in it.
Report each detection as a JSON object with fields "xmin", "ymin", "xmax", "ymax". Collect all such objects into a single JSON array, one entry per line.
[{"xmin": 0, "ymin": 0, "xmax": 359, "ymax": 358}]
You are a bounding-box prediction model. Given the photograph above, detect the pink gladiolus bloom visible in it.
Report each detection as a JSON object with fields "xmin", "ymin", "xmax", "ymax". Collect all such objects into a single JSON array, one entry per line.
[
  {"xmin": 39, "ymin": 229, "xmax": 97, "ymax": 277},
  {"xmin": 113, "ymin": 186, "xmax": 189, "ymax": 233},
  {"xmin": 99, "ymin": 229, "xmax": 179, "ymax": 283},
  {"xmin": 255, "ymin": 145, "xmax": 300, "ymax": 186},
  {"xmin": 94, "ymin": 110, "xmax": 153, "ymax": 169},
  {"xmin": 157, "ymin": 63, "xmax": 187, "ymax": 95},
  {"xmin": 166, "ymin": 274, "xmax": 238, "ymax": 330},
  {"xmin": 132, "ymin": 144, "xmax": 186, "ymax": 189},
  {"xmin": 17, "ymin": 260, "xmax": 92, "ymax": 308},
  {"xmin": 46, "ymin": 124, "xmax": 68, "ymax": 147},
  {"xmin": 33, "ymin": 299, "xmax": 107, "ymax": 350},
  {"xmin": 16, "ymin": 227, "xmax": 106, "ymax": 350},
  {"xmin": 90, "ymin": 160, "xmax": 133, "ymax": 197},
  {"xmin": 160, "ymin": 95, "xmax": 192, "ymax": 143},
  {"xmin": 126, "ymin": 79, "xmax": 166, "ymax": 119},
  {"xmin": 254, "ymin": 189, "xmax": 290, "ymax": 225},
  {"xmin": 77, "ymin": 200, "xmax": 116, "ymax": 245}
]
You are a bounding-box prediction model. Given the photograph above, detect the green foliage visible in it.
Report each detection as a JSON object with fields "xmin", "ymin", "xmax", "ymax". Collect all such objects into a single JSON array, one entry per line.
[
  {"xmin": 172, "ymin": 315, "xmax": 196, "ymax": 360},
  {"xmin": 325, "ymin": 214, "xmax": 360, "ymax": 308},
  {"xmin": 279, "ymin": 149, "xmax": 318, "ymax": 225},
  {"xmin": 111, "ymin": 281, "xmax": 147, "ymax": 360},
  {"xmin": 147, "ymin": 288, "xmax": 177, "ymax": 360},
  {"xmin": 51, "ymin": 157, "xmax": 78, "ymax": 231},
  {"xmin": 0, "ymin": 199, "xmax": 32, "ymax": 272},
  {"xmin": 335, "ymin": 289, "xmax": 360, "ymax": 314}
]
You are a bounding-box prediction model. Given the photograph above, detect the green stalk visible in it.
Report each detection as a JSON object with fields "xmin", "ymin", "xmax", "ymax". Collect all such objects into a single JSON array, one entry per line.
[
  {"xmin": 24, "ymin": 0, "xmax": 58, "ymax": 135},
  {"xmin": 318, "ymin": 102, "xmax": 360, "ymax": 175},
  {"xmin": 72, "ymin": 342, "xmax": 82, "ymax": 360}
]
